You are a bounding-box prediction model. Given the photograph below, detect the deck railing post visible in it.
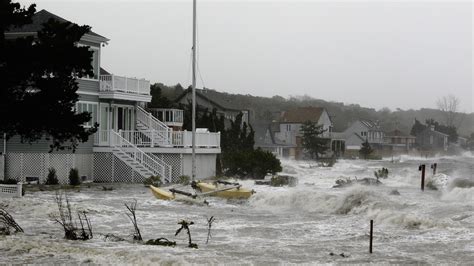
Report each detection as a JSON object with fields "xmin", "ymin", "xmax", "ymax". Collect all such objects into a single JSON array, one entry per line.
[
  {"xmin": 118, "ymin": 130, "xmax": 123, "ymax": 147},
  {"xmin": 111, "ymin": 75, "xmax": 114, "ymax": 91},
  {"xmin": 151, "ymin": 130, "xmax": 154, "ymax": 147}
]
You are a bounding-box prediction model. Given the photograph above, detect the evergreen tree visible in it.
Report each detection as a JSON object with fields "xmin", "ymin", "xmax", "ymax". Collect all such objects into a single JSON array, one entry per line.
[
  {"xmin": 1, "ymin": 1, "xmax": 97, "ymax": 151},
  {"xmin": 359, "ymin": 139, "xmax": 374, "ymax": 159},
  {"xmin": 149, "ymin": 84, "xmax": 172, "ymax": 108},
  {"xmin": 410, "ymin": 119, "xmax": 426, "ymax": 136},
  {"xmin": 300, "ymin": 120, "xmax": 329, "ymax": 159}
]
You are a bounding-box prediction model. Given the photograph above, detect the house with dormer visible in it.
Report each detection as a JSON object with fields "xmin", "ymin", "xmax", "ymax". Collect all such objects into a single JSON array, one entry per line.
[
  {"xmin": 0, "ymin": 10, "xmax": 220, "ymax": 184},
  {"xmin": 343, "ymin": 119, "xmax": 385, "ymax": 154}
]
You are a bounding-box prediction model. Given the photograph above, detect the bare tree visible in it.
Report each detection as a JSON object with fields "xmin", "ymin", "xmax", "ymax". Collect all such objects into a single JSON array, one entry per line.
[
  {"xmin": 436, "ymin": 95, "xmax": 460, "ymax": 127},
  {"xmin": 124, "ymin": 200, "xmax": 142, "ymax": 241}
]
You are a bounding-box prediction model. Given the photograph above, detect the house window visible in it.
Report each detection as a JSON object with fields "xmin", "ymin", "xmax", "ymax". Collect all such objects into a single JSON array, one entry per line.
[
  {"xmin": 287, "ymin": 124, "xmax": 291, "ymax": 131},
  {"xmin": 77, "ymin": 102, "xmax": 98, "ymax": 128}
]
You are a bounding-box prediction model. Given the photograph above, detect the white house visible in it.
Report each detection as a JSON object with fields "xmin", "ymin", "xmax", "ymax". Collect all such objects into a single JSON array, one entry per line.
[{"xmin": 0, "ymin": 10, "xmax": 220, "ymax": 184}]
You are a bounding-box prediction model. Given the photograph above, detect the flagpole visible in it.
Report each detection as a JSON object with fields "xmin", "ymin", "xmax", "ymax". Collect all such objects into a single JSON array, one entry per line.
[{"xmin": 191, "ymin": 0, "xmax": 197, "ymax": 181}]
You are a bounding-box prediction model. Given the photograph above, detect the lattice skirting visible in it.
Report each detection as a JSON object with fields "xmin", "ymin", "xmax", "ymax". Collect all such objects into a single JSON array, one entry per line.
[
  {"xmin": 151, "ymin": 153, "xmax": 183, "ymax": 183},
  {"xmin": 93, "ymin": 152, "xmax": 183, "ymax": 184},
  {"xmin": 5, "ymin": 153, "xmax": 93, "ymax": 184}
]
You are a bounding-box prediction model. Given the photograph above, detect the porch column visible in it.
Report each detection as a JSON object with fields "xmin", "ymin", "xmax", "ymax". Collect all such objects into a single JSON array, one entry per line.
[{"xmin": 108, "ymin": 101, "xmax": 113, "ymax": 146}]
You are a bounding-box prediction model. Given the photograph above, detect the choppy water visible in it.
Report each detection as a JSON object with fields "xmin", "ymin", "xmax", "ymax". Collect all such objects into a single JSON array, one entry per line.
[{"xmin": 1, "ymin": 153, "xmax": 473, "ymax": 264}]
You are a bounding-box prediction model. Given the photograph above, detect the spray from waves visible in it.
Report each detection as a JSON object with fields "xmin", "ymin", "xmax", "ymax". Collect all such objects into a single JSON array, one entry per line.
[
  {"xmin": 250, "ymin": 185, "xmax": 444, "ymax": 229},
  {"xmin": 448, "ymin": 178, "xmax": 474, "ymax": 189},
  {"xmin": 441, "ymin": 187, "xmax": 474, "ymax": 202}
]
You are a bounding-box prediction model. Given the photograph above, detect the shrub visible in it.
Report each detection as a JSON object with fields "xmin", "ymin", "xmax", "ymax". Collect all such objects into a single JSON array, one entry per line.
[
  {"xmin": 0, "ymin": 179, "xmax": 18, "ymax": 185},
  {"xmin": 223, "ymin": 148, "xmax": 282, "ymax": 179},
  {"xmin": 143, "ymin": 175, "xmax": 161, "ymax": 187},
  {"xmin": 68, "ymin": 168, "xmax": 80, "ymax": 186},
  {"xmin": 178, "ymin": 175, "xmax": 190, "ymax": 185},
  {"xmin": 45, "ymin": 168, "xmax": 59, "ymax": 185},
  {"xmin": 374, "ymin": 168, "xmax": 389, "ymax": 180},
  {"xmin": 318, "ymin": 157, "xmax": 337, "ymax": 167}
]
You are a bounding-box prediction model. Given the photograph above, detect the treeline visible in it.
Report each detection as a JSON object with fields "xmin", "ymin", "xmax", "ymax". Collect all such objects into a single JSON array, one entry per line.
[{"xmin": 150, "ymin": 83, "xmax": 474, "ymax": 137}]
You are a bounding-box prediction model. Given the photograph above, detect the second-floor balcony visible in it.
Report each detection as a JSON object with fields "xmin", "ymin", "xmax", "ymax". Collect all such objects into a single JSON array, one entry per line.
[
  {"xmin": 99, "ymin": 75, "xmax": 152, "ymax": 102},
  {"xmin": 149, "ymin": 108, "xmax": 184, "ymax": 127}
]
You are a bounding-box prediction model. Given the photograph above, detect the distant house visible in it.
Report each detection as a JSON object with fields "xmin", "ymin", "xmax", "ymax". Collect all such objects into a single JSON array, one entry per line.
[
  {"xmin": 254, "ymin": 123, "xmax": 294, "ymax": 157},
  {"xmin": 384, "ymin": 129, "xmax": 416, "ymax": 152},
  {"xmin": 415, "ymin": 125, "xmax": 449, "ymax": 151},
  {"xmin": 175, "ymin": 88, "xmax": 249, "ymax": 126},
  {"xmin": 343, "ymin": 119, "xmax": 385, "ymax": 152},
  {"xmin": 271, "ymin": 107, "xmax": 341, "ymax": 159}
]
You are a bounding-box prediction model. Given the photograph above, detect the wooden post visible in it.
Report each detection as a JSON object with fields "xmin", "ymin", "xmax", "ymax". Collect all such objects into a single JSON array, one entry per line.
[
  {"xmin": 369, "ymin": 219, "xmax": 373, "ymax": 253},
  {"xmin": 431, "ymin": 163, "xmax": 437, "ymax": 175},
  {"xmin": 419, "ymin": 164, "xmax": 425, "ymax": 191}
]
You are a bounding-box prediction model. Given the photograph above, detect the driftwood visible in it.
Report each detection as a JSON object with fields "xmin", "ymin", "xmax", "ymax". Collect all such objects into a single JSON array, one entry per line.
[
  {"xmin": 103, "ymin": 233, "xmax": 126, "ymax": 242},
  {"xmin": 0, "ymin": 207, "xmax": 23, "ymax": 235},
  {"xmin": 50, "ymin": 192, "xmax": 93, "ymax": 240},
  {"xmin": 146, "ymin": 237, "xmax": 176, "ymax": 246},
  {"xmin": 124, "ymin": 200, "xmax": 142, "ymax": 241},
  {"xmin": 175, "ymin": 220, "xmax": 198, "ymax": 248},
  {"xmin": 206, "ymin": 216, "xmax": 215, "ymax": 244}
]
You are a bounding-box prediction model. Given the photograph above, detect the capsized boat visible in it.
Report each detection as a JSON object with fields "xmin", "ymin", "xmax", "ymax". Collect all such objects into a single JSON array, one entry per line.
[
  {"xmin": 194, "ymin": 181, "xmax": 254, "ymax": 199},
  {"xmin": 149, "ymin": 185, "xmax": 175, "ymax": 200}
]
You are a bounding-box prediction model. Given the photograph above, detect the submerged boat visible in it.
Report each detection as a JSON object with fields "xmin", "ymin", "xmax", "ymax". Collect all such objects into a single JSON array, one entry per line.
[
  {"xmin": 149, "ymin": 181, "xmax": 254, "ymax": 201},
  {"xmin": 194, "ymin": 181, "xmax": 254, "ymax": 199}
]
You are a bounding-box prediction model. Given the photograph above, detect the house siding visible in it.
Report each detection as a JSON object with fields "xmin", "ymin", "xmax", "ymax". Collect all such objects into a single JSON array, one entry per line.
[
  {"xmin": 78, "ymin": 79, "xmax": 100, "ymax": 94},
  {"xmin": 2, "ymin": 135, "xmax": 94, "ymax": 154},
  {"xmin": 79, "ymin": 93, "xmax": 99, "ymax": 102}
]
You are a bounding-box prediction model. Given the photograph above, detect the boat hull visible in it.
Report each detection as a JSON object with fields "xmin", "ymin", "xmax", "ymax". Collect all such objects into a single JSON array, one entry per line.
[
  {"xmin": 196, "ymin": 182, "xmax": 253, "ymax": 199},
  {"xmin": 150, "ymin": 185, "xmax": 175, "ymax": 200}
]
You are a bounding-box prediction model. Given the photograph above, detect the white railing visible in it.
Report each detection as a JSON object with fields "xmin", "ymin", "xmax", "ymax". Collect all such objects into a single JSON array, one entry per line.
[
  {"xmin": 136, "ymin": 106, "xmax": 172, "ymax": 146},
  {"xmin": 94, "ymin": 129, "xmax": 220, "ymax": 149},
  {"xmin": 0, "ymin": 183, "xmax": 23, "ymax": 198},
  {"xmin": 172, "ymin": 131, "xmax": 221, "ymax": 148},
  {"xmin": 148, "ymin": 108, "xmax": 184, "ymax": 126},
  {"xmin": 99, "ymin": 75, "xmax": 150, "ymax": 95},
  {"xmin": 118, "ymin": 130, "xmax": 220, "ymax": 149},
  {"xmin": 110, "ymin": 130, "xmax": 172, "ymax": 182}
]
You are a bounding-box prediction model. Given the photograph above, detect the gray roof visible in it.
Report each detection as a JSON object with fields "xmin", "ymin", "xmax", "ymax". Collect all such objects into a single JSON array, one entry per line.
[
  {"xmin": 7, "ymin": 9, "xmax": 109, "ymax": 42},
  {"xmin": 359, "ymin": 119, "xmax": 380, "ymax": 129}
]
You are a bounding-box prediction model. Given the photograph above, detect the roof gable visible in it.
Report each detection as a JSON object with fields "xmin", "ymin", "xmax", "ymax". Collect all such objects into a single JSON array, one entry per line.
[{"xmin": 7, "ymin": 9, "xmax": 109, "ymax": 42}]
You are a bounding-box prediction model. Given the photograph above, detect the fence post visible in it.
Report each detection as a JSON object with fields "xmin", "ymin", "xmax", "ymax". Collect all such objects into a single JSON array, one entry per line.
[
  {"xmin": 419, "ymin": 164, "xmax": 426, "ymax": 191},
  {"xmin": 369, "ymin": 220, "xmax": 373, "ymax": 253},
  {"xmin": 16, "ymin": 183, "xmax": 23, "ymax": 198},
  {"xmin": 431, "ymin": 163, "xmax": 437, "ymax": 175}
]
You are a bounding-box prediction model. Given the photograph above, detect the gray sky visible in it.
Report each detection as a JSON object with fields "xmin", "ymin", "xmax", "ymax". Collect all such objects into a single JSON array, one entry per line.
[{"xmin": 23, "ymin": 0, "xmax": 473, "ymax": 113}]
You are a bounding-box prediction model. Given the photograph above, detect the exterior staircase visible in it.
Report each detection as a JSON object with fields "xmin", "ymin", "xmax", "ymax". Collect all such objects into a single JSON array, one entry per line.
[
  {"xmin": 136, "ymin": 106, "xmax": 173, "ymax": 147},
  {"xmin": 110, "ymin": 130, "xmax": 172, "ymax": 182}
]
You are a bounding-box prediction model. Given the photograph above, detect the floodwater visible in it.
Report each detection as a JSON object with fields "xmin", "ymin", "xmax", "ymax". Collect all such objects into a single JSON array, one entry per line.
[{"xmin": 1, "ymin": 153, "xmax": 473, "ymax": 264}]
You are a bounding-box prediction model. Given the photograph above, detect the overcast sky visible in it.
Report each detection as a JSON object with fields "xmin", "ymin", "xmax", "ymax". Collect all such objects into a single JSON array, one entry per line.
[{"xmin": 23, "ymin": 0, "xmax": 473, "ymax": 113}]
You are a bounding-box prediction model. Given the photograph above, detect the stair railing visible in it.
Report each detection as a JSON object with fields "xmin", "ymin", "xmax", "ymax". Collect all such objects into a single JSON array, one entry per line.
[
  {"xmin": 136, "ymin": 106, "xmax": 172, "ymax": 146},
  {"xmin": 111, "ymin": 130, "xmax": 171, "ymax": 181}
]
